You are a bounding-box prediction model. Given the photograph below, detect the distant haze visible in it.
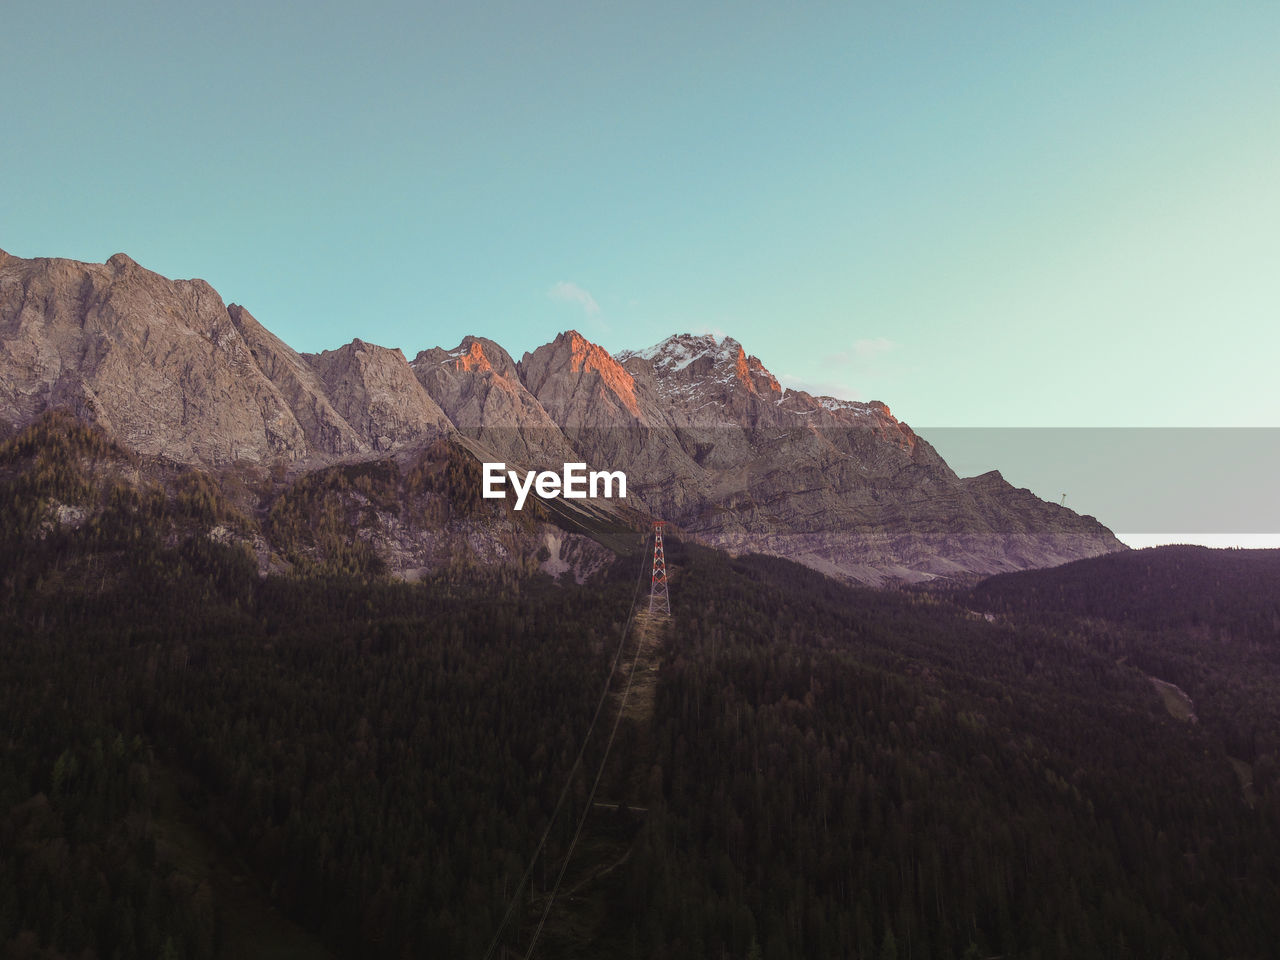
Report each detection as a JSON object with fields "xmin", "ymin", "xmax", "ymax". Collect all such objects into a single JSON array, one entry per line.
[{"xmin": 921, "ymin": 428, "xmax": 1280, "ymax": 549}]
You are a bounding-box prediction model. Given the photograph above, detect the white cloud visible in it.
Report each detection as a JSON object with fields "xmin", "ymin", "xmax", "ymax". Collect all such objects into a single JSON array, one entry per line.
[
  {"xmin": 548, "ymin": 281, "xmax": 600, "ymax": 318},
  {"xmin": 852, "ymin": 336, "xmax": 894, "ymax": 359},
  {"xmin": 778, "ymin": 338, "xmax": 896, "ymax": 401},
  {"xmin": 823, "ymin": 337, "xmax": 896, "ymax": 367}
]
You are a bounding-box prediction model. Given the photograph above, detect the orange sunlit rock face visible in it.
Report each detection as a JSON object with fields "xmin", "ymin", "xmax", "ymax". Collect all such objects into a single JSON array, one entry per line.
[
  {"xmin": 734, "ymin": 347, "xmax": 782, "ymax": 396},
  {"xmin": 452, "ymin": 340, "xmax": 493, "ymax": 374},
  {"xmin": 559, "ymin": 331, "xmax": 641, "ymax": 417}
]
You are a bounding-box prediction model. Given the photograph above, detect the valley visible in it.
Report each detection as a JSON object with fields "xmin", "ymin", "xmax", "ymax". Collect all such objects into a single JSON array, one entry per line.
[
  {"xmin": 2, "ymin": 414, "xmax": 1277, "ymax": 957},
  {"xmin": 2, "ymin": 252, "xmax": 1276, "ymax": 959},
  {"xmin": 7, "ymin": 6, "xmax": 1274, "ymax": 958}
]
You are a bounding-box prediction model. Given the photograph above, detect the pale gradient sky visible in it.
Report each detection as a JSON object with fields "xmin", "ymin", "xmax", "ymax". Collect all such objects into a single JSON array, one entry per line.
[{"xmin": 3, "ymin": 0, "xmax": 1277, "ymax": 431}]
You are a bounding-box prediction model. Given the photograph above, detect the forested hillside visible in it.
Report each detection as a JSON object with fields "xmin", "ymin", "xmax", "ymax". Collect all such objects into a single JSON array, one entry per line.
[
  {"xmin": 969, "ymin": 546, "xmax": 1280, "ymax": 826},
  {"xmin": 2, "ymin": 417, "xmax": 1278, "ymax": 959},
  {"xmin": 971, "ymin": 545, "xmax": 1280, "ymax": 640},
  {"xmin": 614, "ymin": 545, "xmax": 1280, "ymax": 959},
  {"xmin": 0, "ymin": 414, "xmax": 637, "ymax": 957}
]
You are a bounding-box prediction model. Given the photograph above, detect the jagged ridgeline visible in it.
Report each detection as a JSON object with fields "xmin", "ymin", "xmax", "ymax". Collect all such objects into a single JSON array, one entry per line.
[
  {"xmin": 3, "ymin": 438, "xmax": 1279, "ymax": 957},
  {"xmin": 1, "ymin": 249, "xmax": 1124, "ymax": 585}
]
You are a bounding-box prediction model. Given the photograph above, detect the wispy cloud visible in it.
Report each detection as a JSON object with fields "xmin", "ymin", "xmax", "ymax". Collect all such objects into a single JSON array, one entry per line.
[
  {"xmin": 853, "ymin": 336, "xmax": 894, "ymax": 359},
  {"xmin": 783, "ymin": 337, "xmax": 896, "ymax": 400},
  {"xmin": 548, "ymin": 281, "xmax": 600, "ymax": 318},
  {"xmin": 823, "ymin": 337, "xmax": 896, "ymax": 367}
]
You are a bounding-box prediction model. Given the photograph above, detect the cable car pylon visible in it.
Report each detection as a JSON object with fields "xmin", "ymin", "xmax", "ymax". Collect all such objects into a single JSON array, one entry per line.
[{"xmin": 648, "ymin": 520, "xmax": 670, "ymax": 618}]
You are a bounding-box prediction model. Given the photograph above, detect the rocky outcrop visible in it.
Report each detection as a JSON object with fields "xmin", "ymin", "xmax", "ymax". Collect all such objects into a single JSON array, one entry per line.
[
  {"xmin": 519, "ymin": 330, "xmax": 646, "ymax": 425},
  {"xmin": 410, "ymin": 336, "xmax": 577, "ymax": 467},
  {"xmin": 519, "ymin": 332, "xmax": 704, "ymax": 507},
  {"xmin": 307, "ymin": 339, "xmax": 450, "ymax": 452},
  {"xmin": 510, "ymin": 330, "xmax": 1123, "ymax": 580},
  {"xmin": 0, "ymin": 251, "xmax": 316, "ymax": 464},
  {"xmin": 225, "ymin": 304, "xmax": 370, "ymax": 460}
]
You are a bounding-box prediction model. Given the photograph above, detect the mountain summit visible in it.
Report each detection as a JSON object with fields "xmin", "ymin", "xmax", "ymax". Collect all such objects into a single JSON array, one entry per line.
[
  {"xmin": 619, "ymin": 333, "xmax": 782, "ymax": 401},
  {"xmin": 0, "ymin": 251, "xmax": 1123, "ymax": 582}
]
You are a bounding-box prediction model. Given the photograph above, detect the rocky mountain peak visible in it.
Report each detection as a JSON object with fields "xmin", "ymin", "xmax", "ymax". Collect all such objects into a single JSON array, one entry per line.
[
  {"xmin": 520, "ymin": 330, "xmax": 641, "ymax": 421},
  {"xmin": 544, "ymin": 329, "xmax": 619, "ymax": 372},
  {"xmin": 306, "ymin": 339, "xmax": 449, "ymax": 452},
  {"xmin": 617, "ymin": 332, "xmax": 735, "ymax": 371},
  {"xmin": 106, "ymin": 252, "xmax": 140, "ymax": 273},
  {"xmin": 733, "ymin": 348, "xmax": 781, "ymax": 397},
  {"xmin": 0, "ymin": 252, "xmax": 327, "ymax": 464},
  {"xmin": 453, "ymin": 339, "xmax": 492, "ymax": 373},
  {"xmin": 617, "ymin": 333, "xmax": 782, "ymax": 401},
  {"xmin": 414, "ymin": 336, "xmax": 520, "ymax": 382},
  {"xmin": 408, "ymin": 335, "xmax": 574, "ymax": 465},
  {"xmin": 516, "ymin": 330, "xmax": 613, "ymax": 378}
]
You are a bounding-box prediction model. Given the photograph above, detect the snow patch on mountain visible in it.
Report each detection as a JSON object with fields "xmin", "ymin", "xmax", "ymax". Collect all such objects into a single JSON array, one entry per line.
[
  {"xmin": 618, "ymin": 333, "xmax": 743, "ymax": 374},
  {"xmin": 819, "ymin": 397, "xmax": 869, "ymax": 414}
]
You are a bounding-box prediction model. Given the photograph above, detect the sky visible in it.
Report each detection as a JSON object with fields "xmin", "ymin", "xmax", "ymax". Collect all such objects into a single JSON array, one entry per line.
[{"xmin": 3, "ymin": 2, "xmax": 1278, "ymax": 448}]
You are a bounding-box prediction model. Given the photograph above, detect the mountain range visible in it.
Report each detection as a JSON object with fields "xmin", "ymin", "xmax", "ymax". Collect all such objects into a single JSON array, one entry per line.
[{"xmin": 0, "ymin": 248, "xmax": 1123, "ymax": 583}]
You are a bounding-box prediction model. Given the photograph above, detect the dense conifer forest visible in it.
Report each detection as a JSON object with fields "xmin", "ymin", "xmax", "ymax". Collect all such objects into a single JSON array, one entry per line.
[
  {"xmin": 2, "ymin": 415, "xmax": 1278, "ymax": 958},
  {"xmin": 971, "ymin": 548, "xmax": 1280, "ymax": 789},
  {"xmin": 619, "ymin": 545, "xmax": 1280, "ymax": 959}
]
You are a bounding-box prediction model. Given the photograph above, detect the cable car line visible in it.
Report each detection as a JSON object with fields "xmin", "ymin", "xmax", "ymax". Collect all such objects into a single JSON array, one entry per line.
[{"xmin": 480, "ymin": 531, "xmax": 650, "ymax": 960}]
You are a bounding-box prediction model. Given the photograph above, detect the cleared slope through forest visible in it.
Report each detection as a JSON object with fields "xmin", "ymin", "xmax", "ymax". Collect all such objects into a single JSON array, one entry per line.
[{"xmin": 520, "ymin": 604, "xmax": 672, "ymax": 958}]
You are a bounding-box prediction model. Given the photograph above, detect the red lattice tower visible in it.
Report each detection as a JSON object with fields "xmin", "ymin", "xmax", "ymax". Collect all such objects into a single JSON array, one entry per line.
[{"xmin": 648, "ymin": 521, "xmax": 671, "ymax": 617}]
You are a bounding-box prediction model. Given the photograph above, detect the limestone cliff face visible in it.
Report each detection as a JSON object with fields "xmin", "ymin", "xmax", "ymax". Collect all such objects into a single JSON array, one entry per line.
[
  {"xmin": 306, "ymin": 339, "xmax": 451, "ymax": 452},
  {"xmin": 0, "ymin": 251, "xmax": 316, "ymax": 464},
  {"xmin": 519, "ymin": 330, "xmax": 647, "ymax": 426},
  {"xmin": 225, "ymin": 303, "xmax": 369, "ymax": 460},
  {"xmin": 518, "ymin": 332, "xmax": 706, "ymax": 506},
  {"xmin": 410, "ymin": 336, "xmax": 577, "ymax": 466},
  {"xmin": 0, "ymin": 249, "xmax": 1125, "ymax": 582}
]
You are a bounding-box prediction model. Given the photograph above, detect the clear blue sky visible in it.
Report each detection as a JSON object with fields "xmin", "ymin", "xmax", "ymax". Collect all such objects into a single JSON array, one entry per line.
[{"xmin": 3, "ymin": 0, "xmax": 1278, "ymax": 428}]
